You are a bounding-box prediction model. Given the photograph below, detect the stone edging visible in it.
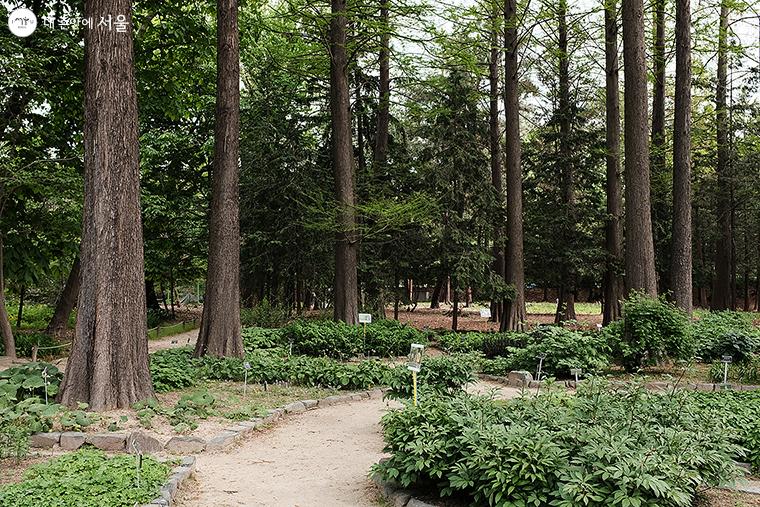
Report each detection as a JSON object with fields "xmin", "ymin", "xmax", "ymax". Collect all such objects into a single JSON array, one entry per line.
[
  {"xmin": 478, "ymin": 372, "xmax": 760, "ymax": 392},
  {"xmin": 140, "ymin": 456, "xmax": 196, "ymax": 507},
  {"xmin": 371, "ymin": 469, "xmax": 439, "ymax": 507},
  {"xmin": 30, "ymin": 388, "xmax": 387, "ymax": 455}
]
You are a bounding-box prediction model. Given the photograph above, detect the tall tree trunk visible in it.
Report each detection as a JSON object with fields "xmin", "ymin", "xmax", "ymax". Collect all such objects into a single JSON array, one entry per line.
[
  {"xmin": 555, "ymin": 0, "xmax": 576, "ymax": 324},
  {"xmin": 375, "ymin": 0, "xmax": 390, "ymax": 171},
  {"xmin": 602, "ymin": 0, "xmax": 624, "ymax": 324},
  {"xmin": 489, "ymin": 0, "xmax": 505, "ymax": 324},
  {"xmin": 670, "ymin": 0, "xmax": 692, "ymax": 314},
  {"xmin": 622, "ymin": 0, "xmax": 658, "ymax": 296},
  {"xmin": 46, "ymin": 256, "xmax": 81, "ymax": 338},
  {"xmin": 0, "ymin": 236, "xmax": 15, "ymax": 358},
  {"xmin": 331, "ymin": 0, "xmax": 359, "ymax": 325},
  {"xmin": 195, "ymin": 0, "xmax": 243, "ymax": 358},
  {"xmin": 145, "ymin": 280, "xmax": 161, "ymax": 311},
  {"xmin": 451, "ymin": 280, "xmax": 459, "ymax": 331},
  {"xmin": 430, "ymin": 278, "xmax": 442, "ymax": 309},
  {"xmin": 651, "ymin": 0, "xmax": 668, "ymax": 291},
  {"xmin": 501, "ymin": 0, "xmax": 527, "ymax": 331},
  {"xmin": 694, "ymin": 205, "xmax": 708, "ymax": 306},
  {"xmin": 58, "ymin": 0, "xmax": 153, "ymax": 409},
  {"xmin": 712, "ymin": 0, "xmax": 732, "ymax": 310}
]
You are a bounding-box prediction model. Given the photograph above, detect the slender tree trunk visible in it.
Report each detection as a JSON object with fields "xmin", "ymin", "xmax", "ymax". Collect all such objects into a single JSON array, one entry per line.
[
  {"xmin": 331, "ymin": 0, "xmax": 359, "ymax": 325},
  {"xmin": 430, "ymin": 278, "xmax": 442, "ymax": 309},
  {"xmin": 355, "ymin": 71, "xmax": 366, "ymax": 175},
  {"xmin": 46, "ymin": 256, "xmax": 81, "ymax": 338},
  {"xmin": 195, "ymin": 0, "xmax": 243, "ymax": 358},
  {"xmin": 375, "ymin": 0, "xmax": 390, "ymax": 171},
  {"xmin": 555, "ymin": 0, "xmax": 576, "ymax": 324},
  {"xmin": 58, "ymin": 0, "xmax": 153, "ymax": 409},
  {"xmin": 670, "ymin": 0, "xmax": 692, "ymax": 314},
  {"xmin": 0, "ymin": 236, "xmax": 15, "ymax": 358},
  {"xmin": 602, "ymin": 0, "xmax": 624, "ymax": 325},
  {"xmin": 15, "ymin": 285, "xmax": 25, "ymax": 329},
  {"xmin": 488, "ymin": 0, "xmax": 505, "ymax": 324},
  {"xmin": 651, "ymin": 0, "xmax": 668, "ymax": 291},
  {"xmin": 145, "ymin": 280, "xmax": 161, "ymax": 311},
  {"xmin": 712, "ymin": 0, "xmax": 732, "ymax": 310},
  {"xmin": 695, "ymin": 205, "xmax": 708, "ymax": 307},
  {"xmin": 452, "ymin": 281, "xmax": 459, "ymax": 331},
  {"xmin": 501, "ymin": 0, "xmax": 526, "ymax": 331},
  {"xmin": 622, "ymin": 0, "xmax": 658, "ymax": 296}
]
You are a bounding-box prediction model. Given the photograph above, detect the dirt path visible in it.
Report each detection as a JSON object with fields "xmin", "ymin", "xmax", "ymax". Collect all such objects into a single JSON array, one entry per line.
[{"xmin": 175, "ymin": 397, "xmax": 398, "ymax": 507}]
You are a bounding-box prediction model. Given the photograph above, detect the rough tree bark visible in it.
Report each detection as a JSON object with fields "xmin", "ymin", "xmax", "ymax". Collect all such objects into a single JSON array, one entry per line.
[
  {"xmin": 331, "ymin": 0, "xmax": 359, "ymax": 325},
  {"xmin": 711, "ymin": 0, "xmax": 733, "ymax": 310},
  {"xmin": 501, "ymin": 0, "xmax": 527, "ymax": 331},
  {"xmin": 555, "ymin": 0, "xmax": 576, "ymax": 324},
  {"xmin": 622, "ymin": 0, "xmax": 658, "ymax": 296},
  {"xmin": 670, "ymin": 0, "xmax": 692, "ymax": 314},
  {"xmin": 488, "ymin": 0, "xmax": 505, "ymax": 324},
  {"xmin": 58, "ymin": 0, "xmax": 153, "ymax": 409},
  {"xmin": 0, "ymin": 236, "xmax": 15, "ymax": 358},
  {"xmin": 602, "ymin": 0, "xmax": 624, "ymax": 325},
  {"xmin": 46, "ymin": 256, "xmax": 81, "ymax": 338},
  {"xmin": 195, "ymin": 0, "xmax": 243, "ymax": 358}
]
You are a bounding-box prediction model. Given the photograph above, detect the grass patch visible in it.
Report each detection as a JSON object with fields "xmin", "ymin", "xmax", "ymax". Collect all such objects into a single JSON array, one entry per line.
[{"xmin": 525, "ymin": 301, "xmax": 601, "ymax": 314}]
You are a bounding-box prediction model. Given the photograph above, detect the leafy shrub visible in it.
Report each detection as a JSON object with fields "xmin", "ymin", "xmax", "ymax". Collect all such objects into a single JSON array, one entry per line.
[
  {"xmin": 0, "ymin": 362, "xmax": 62, "ymax": 405},
  {"xmin": 149, "ymin": 348, "xmax": 197, "ymax": 392},
  {"xmin": 240, "ymin": 298, "xmax": 289, "ymax": 328},
  {"xmin": 0, "ymin": 332, "xmax": 61, "ymax": 358},
  {"xmin": 437, "ymin": 331, "xmax": 528, "ymax": 358},
  {"xmin": 374, "ymin": 382, "xmax": 743, "ymax": 506},
  {"xmin": 363, "ymin": 320, "xmax": 427, "ymax": 357},
  {"xmin": 146, "ymin": 307, "xmax": 171, "ymax": 329},
  {"xmin": 242, "ymin": 327, "xmax": 286, "ymax": 351},
  {"xmin": 1, "ymin": 398, "xmax": 60, "ymax": 460},
  {"xmin": 479, "ymin": 326, "xmax": 609, "ymax": 379},
  {"xmin": 0, "ymin": 449, "xmax": 169, "ymax": 507},
  {"xmin": 693, "ymin": 311, "xmax": 759, "ymax": 362},
  {"xmin": 385, "ymin": 354, "xmax": 478, "ymax": 399},
  {"xmin": 606, "ymin": 292, "xmax": 693, "ymax": 371}
]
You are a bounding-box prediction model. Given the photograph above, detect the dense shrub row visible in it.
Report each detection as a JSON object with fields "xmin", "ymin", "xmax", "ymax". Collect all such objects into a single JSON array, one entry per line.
[{"xmin": 375, "ymin": 382, "xmax": 745, "ymax": 506}]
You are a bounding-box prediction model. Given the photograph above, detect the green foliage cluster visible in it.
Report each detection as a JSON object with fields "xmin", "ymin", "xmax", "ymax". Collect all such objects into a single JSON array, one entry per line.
[
  {"xmin": 692, "ymin": 311, "xmax": 759, "ymax": 362},
  {"xmin": 240, "ymin": 298, "xmax": 289, "ymax": 328},
  {"xmin": 436, "ymin": 331, "xmax": 528, "ymax": 358},
  {"xmin": 0, "ymin": 332, "xmax": 61, "ymax": 358},
  {"xmin": 385, "ymin": 354, "xmax": 479, "ymax": 399},
  {"xmin": 0, "ymin": 449, "xmax": 169, "ymax": 507},
  {"xmin": 709, "ymin": 355, "xmax": 760, "ymax": 385},
  {"xmin": 241, "ymin": 326, "xmax": 287, "ymax": 350},
  {"xmin": 604, "ymin": 293, "xmax": 693, "ymax": 372},
  {"xmin": 0, "ymin": 363, "xmax": 62, "ymax": 406},
  {"xmin": 281, "ymin": 319, "xmax": 426, "ymax": 359},
  {"xmin": 134, "ymin": 390, "xmax": 218, "ymax": 433},
  {"xmin": 374, "ymin": 382, "xmax": 743, "ymax": 506}
]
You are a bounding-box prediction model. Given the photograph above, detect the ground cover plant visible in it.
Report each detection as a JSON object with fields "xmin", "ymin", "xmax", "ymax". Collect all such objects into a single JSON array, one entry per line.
[
  {"xmin": 0, "ymin": 449, "xmax": 169, "ymax": 507},
  {"xmin": 374, "ymin": 380, "xmax": 745, "ymax": 507}
]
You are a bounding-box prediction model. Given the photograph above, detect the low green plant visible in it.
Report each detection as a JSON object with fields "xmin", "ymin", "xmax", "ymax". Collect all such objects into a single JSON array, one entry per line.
[
  {"xmin": 242, "ymin": 326, "xmax": 286, "ymax": 351},
  {"xmin": 0, "ymin": 398, "xmax": 61, "ymax": 460},
  {"xmin": 149, "ymin": 348, "xmax": 197, "ymax": 392},
  {"xmin": 0, "ymin": 449, "xmax": 170, "ymax": 507},
  {"xmin": 0, "ymin": 362, "xmax": 62, "ymax": 406},
  {"xmin": 385, "ymin": 354, "xmax": 478, "ymax": 399},
  {"xmin": 240, "ymin": 298, "xmax": 289, "ymax": 328},
  {"xmin": 374, "ymin": 381, "xmax": 743, "ymax": 506},
  {"xmin": 709, "ymin": 354, "xmax": 760, "ymax": 385},
  {"xmin": 693, "ymin": 311, "xmax": 759, "ymax": 362},
  {"xmin": 606, "ymin": 292, "xmax": 693, "ymax": 372}
]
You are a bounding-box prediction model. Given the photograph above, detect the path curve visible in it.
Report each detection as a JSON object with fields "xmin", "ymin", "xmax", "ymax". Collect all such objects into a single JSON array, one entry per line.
[{"xmin": 175, "ymin": 397, "xmax": 398, "ymax": 507}]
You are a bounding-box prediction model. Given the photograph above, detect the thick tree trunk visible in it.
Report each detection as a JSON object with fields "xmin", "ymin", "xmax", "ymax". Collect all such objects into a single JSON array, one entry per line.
[
  {"xmin": 622, "ymin": 0, "xmax": 658, "ymax": 296},
  {"xmin": 670, "ymin": 0, "xmax": 692, "ymax": 314},
  {"xmin": 58, "ymin": 0, "xmax": 153, "ymax": 409},
  {"xmin": 489, "ymin": 0, "xmax": 505, "ymax": 324},
  {"xmin": 555, "ymin": 0, "xmax": 576, "ymax": 324},
  {"xmin": 46, "ymin": 256, "xmax": 81, "ymax": 338},
  {"xmin": 331, "ymin": 0, "xmax": 359, "ymax": 325},
  {"xmin": 602, "ymin": 0, "xmax": 624, "ymax": 325},
  {"xmin": 501, "ymin": 0, "xmax": 526, "ymax": 331},
  {"xmin": 195, "ymin": 0, "xmax": 243, "ymax": 358},
  {"xmin": 0, "ymin": 237, "xmax": 15, "ymax": 358},
  {"xmin": 711, "ymin": 0, "xmax": 732, "ymax": 310},
  {"xmin": 651, "ymin": 0, "xmax": 668, "ymax": 291}
]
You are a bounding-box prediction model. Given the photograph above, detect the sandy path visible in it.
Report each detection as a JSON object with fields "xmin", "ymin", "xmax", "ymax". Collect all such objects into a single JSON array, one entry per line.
[{"xmin": 175, "ymin": 397, "xmax": 398, "ymax": 507}]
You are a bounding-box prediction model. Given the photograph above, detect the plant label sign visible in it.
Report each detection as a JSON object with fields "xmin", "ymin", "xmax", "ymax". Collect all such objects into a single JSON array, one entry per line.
[
  {"xmin": 479, "ymin": 308, "xmax": 491, "ymax": 318},
  {"xmin": 408, "ymin": 343, "xmax": 424, "ymax": 372},
  {"xmin": 358, "ymin": 313, "xmax": 372, "ymax": 324}
]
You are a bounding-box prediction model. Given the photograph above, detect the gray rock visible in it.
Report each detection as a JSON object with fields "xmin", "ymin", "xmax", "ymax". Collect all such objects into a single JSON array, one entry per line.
[
  {"xmin": 318, "ymin": 395, "xmax": 343, "ymax": 407},
  {"xmin": 205, "ymin": 431, "xmax": 238, "ymax": 451},
  {"xmin": 127, "ymin": 431, "xmax": 163, "ymax": 454},
  {"xmin": 86, "ymin": 433, "xmax": 127, "ymax": 451},
  {"xmin": 226, "ymin": 424, "xmax": 253, "ymax": 435},
  {"xmin": 507, "ymin": 371, "xmax": 533, "ymax": 386},
  {"xmin": 30, "ymin": 432, "xmax": 60, "ymax": 448},
  {"xmin": 367, "ymin": 389, "xmax": 384, "ymax": 399},
  {"xmin": 165, "ymin": 436, "xmax": 207, "ymax": 454},
  {"xmin": 407, "ymin": 498, "xmax": 438, "ymax": 507},
  {"xmin": 180, "ymin": 456, "xmax": 196, "ymax": 467},
  {"xmin": 302, "ymin": 399, "xmax": 318, "ymax": 409},
  {"xmin": 235, "ymin": 420, "xmax": 258, "ymax": 429},
  {"xmin": 60, "ymin": 432, "xmax": 86, "ymax": 450},
  {"xmin": 162, "ymin": 478, "xmax": 178, "ymax": 498},
  {"xmin": 267, "ymin": 408, "xmax": 284, "ymax": 419},
  {"xmin": 283, "ymin": 401, "xmax": 306, "ymax": 414},
  {"xmin": 389, "ymin": 491, "xmax": 411, "ymax": 507},
  {"xmin": 350, "ymin": 393, "xmax": 365, "ymax": 401},
  {"xmin": 528, "ymin": 380, "xmax": 541, "ymax": 389}
]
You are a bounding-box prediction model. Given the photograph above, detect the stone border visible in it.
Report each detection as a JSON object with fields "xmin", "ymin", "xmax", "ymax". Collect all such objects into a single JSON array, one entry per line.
[
  {"xmin": 30, "ymin": 388, "xmax": 388, "ymax": 455},
  {"xmin": 371, "ymin": 469, "xmax": 439, "ymax": 507},
  {"xmin": 478, "ymin": 372, "xmax": 760, "ymax": 392},
  {"xmin": 140, "ymin": 456, "xmax": 196, "ymax": 507}
]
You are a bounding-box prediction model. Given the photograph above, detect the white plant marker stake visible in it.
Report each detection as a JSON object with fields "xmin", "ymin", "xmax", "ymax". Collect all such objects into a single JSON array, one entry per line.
[
  {"xmin": 535, "ymin": 354, "xmax": 546, "ymax": 394},
  {"xmin": 243, "ymin": 361, "xmax": 251, "ymax": 395},
  {"xmin": 41, "ymin": 367, "xmax": 49, "ymax": 405},
  {"xmin": 721, "ymin": 355, "xmax": 732, "ymax": 386},
  {"xmin": 570, "ymin": 368, "xmax": 581, "ymax": 384}
]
